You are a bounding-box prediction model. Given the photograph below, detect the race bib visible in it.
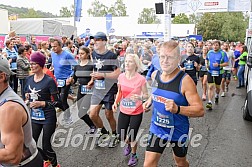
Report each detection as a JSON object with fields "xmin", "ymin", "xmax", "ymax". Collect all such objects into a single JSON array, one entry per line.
[
  {"xmin": 57, "ymin": 79, "xmax": 65, "ymax": 88},
  {"xmin": 81, "ymin": 85, "xmax": 92, "ymax": 94},
  {"xmin": 31, "ymin": 108, "xmax": 45, "ymax": 120},
  {"xmin": 201, "ymin": 65, "xmax": 207, "ymax": 71},
  {"xmin": 154, "ymin": 109, "xmax": 174, "ymax": 128},
  {"xmin": 184, "ymin": 61, "xmax": 194, "ymax": 70},
  {"xmin": 10, "ymin": 62, "xmax": 17, "ymax": 70},
  {"xmin": 121, "ymin": 98, "xmax": 136, "ymax": 109},
  {"xmin": 94, "ymin": 80, "xmax": 105, "ymax": 90},
  {"xmin": 119, "ymin": 56, "xmax": 125, "ymax": 62},
  {"xmin": 211, "ymin": 70, "xmax": 219, "ymax": 76}
]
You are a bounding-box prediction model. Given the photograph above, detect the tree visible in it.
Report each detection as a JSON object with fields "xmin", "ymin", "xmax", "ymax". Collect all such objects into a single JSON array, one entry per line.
[
  {"xmin": 87, "ymin": 0, "xmax": 108, "ymax": 17},
  {"xmin": 219, "ymin": 12, "xmax": 248, "ymax": 42},
  {"xmin": 87, "ymin": 0, "xmax": 127, "ymax": 17},
  {"xmin": 188, "ymin": 13, "xmax": 202, "ymax": 25},
  {"xmin": 172, "ymin": 13, "xmax": 189, "ymax": 24},
  {"xmin": 60, "ymin": 7, "xmax": 72, "ymax": 17},
  {"xmin": 197, "ymin": 13, "xmax": 221, "ymax": 40},
  {"xmin": 197, "ymin": 12, "xmax": 248, "ymax": 42},
  {"xmin": 20, "ymin": 8, "xmax": 41, "ymax": 18},
  {"xmin": 138, "ymin": 8, "xmax": 161, "ymax": 24}
]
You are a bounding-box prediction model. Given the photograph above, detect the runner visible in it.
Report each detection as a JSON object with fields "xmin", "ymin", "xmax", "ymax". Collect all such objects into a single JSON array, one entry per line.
[
  {"xmin": 142, "ymin": 40, "xmax": 204, "ymax": 167},
  {"xmin": 205, "ymin": 40, "xmax": 228, "ymax": 110},
  {"xmin": 112, "ymin": 53, "xmax": 148, "ymax": 166},
  {"xmin": 51, "ymin": 38, "xmax": 77, "ymax": 126},
  {"xmin": 25, "ymin": 52, "xmax": 62, "ymax": 167},
  {"xmin": 180, "ymin": 42, "xmax": 200, "ymax": 85},
  {"xmin": 221, "ymin": 42, "xmax": 235, "ymax": 97},
  {"xmin": 0, "ymin": 55, "xmax": 43, "ymax": 167},
  {"xmin": 199, "ymin": 46, "xmax": 209, "ymax": 100},
  {"xmin": 89, "ymin": 32, "xmax": 121, "ymax": 147},
  {"xmin": 70, "ymin": 47, "xmax": 96, "ymax": 134}
]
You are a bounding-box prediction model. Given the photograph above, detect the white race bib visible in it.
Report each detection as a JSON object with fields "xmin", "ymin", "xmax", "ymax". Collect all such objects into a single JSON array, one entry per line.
[{"xmin": 211, "ymin": 70, "xmax": 219, "ymax": 76}]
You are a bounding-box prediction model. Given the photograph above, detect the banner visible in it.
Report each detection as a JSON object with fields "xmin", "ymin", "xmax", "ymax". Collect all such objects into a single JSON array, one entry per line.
[
  {"xmin": 173, "ymin": 0, "xmax": 229, "ymax": 13},
  {"xmin": 106, "ymin": 14, "xmax": 112, "ymax": 34},
  {"xmin": 0, "ymin": 36, "xmax": 27, "ymax": 48},
  {"xmin": 228, "ymin": 0, "xmax": 251, "ymax": 12},
  {"xmin": 74, "ymin": 0, "xmax": 82, "ymax": 22}
]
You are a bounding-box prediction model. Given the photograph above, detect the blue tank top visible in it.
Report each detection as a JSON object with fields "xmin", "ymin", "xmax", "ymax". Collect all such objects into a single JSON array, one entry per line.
[{"xmin": 150, "ymin": 70, "xmax": 189, "ymax": 141}]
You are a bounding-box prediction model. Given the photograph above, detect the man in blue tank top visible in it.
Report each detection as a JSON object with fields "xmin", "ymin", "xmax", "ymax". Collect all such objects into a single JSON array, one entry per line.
[{"xmin": 143, "ymin": 40, "xmax": 205, "ymax": 167}]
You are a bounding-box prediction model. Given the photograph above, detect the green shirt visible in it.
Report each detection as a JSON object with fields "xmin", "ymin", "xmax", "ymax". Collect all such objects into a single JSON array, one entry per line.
[{"xmin": 238, "ymin": 51, "xmax": 248, "ymax": 66}]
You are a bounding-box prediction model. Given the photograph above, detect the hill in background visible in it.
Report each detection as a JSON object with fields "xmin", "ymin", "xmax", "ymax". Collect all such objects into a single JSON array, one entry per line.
[{"xmin": 0, "ymin": 4, "xmax": 57, "ymax": 18}]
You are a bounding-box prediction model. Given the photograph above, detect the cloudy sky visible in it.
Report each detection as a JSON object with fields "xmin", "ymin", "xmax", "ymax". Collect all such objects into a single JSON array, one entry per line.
[{"xmin": 0, "ymin": 0, "xmax": 161, "ymax": 16}]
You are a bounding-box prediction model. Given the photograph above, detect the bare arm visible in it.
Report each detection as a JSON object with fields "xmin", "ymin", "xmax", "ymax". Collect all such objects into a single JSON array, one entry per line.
[
  {"xmin": 180, "ymin": 75, "xmax": 205, "ymax": 117},
  {"xmin": 0, "ymin": 102, "xmax": 26, "ymax": 165},
  {"xmin": 104, "ymin": 68, "xmax": 121, "ymax": 79}
]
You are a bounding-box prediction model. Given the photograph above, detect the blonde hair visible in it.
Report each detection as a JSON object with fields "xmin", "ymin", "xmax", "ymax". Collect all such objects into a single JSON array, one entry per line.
[{"xmin": 125, "ymin": 53, "xmax": 144, "ymax": 73}]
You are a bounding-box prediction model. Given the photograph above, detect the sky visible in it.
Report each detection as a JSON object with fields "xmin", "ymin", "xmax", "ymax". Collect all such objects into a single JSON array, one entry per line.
[{"xmin": 0, "ymin": 0, "xmax": 162, "ymax": 17}]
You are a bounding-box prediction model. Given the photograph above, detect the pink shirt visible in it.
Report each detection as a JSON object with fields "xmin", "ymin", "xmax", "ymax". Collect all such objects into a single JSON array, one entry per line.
[{"xmin": 118, "ymin": 73, "xmax": 146, "ymax": 115}]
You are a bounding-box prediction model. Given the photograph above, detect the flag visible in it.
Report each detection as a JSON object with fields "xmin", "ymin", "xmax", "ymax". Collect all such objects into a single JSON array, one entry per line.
[
  {"xmin": 74, "ymin": 0, "xmax": 82, "ymax": 22},
  {"xmin": 106, "ymin": 14, "xmax": 112, "ymax": 34}
]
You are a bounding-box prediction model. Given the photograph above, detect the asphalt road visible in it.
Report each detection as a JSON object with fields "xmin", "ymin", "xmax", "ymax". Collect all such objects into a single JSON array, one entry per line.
[{"xmin": 47, "ymin": 78, "xmax": 252, "ymax": 167}]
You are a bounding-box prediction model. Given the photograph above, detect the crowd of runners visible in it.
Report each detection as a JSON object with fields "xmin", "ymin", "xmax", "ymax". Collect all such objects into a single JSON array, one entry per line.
[{"xmin": 0, "ymin": 30, "xmax": 248, "ymax": 167}]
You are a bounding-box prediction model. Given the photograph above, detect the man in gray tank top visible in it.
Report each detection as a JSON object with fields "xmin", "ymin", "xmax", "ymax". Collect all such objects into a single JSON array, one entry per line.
[{"xmin": 0, "ymin": 55, "xmax": 43, "ymax": 167}]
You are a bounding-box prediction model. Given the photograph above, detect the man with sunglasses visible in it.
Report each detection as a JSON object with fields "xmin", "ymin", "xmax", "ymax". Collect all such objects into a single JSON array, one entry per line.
[
  {"xmin": 0, "ymin": 55, "xmax": 43, "ymax": 166},
  {"xmin": 89, "ymin": 32, "xmax": 121, "ymax": 148}
]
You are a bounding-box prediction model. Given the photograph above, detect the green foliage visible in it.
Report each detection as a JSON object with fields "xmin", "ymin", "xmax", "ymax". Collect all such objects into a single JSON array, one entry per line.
[
  {"xmin": 0, "ymin": 4, "xmax": 57, "ymax": 18},
  {"xmin": 172, "ymin": 13, "xmax": 189, "ymax": 24},
  {"xmin": 188, "ymin": 13, "xmax": 202, "ymax": 25},
  {"xmin": 138, "ymin": 8, "xmax": 161, "ymax": 24},
  {"xmin": 87, "ymin": 0, "xmax": 127, "ymax": 17},
  {"xmin": 197, "ymin": 12, "xmax": 248, "ymax": 42},
  {"xmin": 60, "ymin": 7, "xmax": 72, "ymax": 17}
]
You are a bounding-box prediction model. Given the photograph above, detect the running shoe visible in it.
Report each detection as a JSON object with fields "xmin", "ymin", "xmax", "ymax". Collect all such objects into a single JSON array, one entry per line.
[
  {"xmin": 85, "ymin": 126, "xmax": 96, "ymax": 135},
  {"xmin": 128, "ymin": 153, "xmax": 138, "ymax": 166},
  {"xmin": 124, "ymin": 144, "xmax": 131, "ymax": 156},
  {"xmin": 95, "ymin": 132, "xmax": 110, "ymax": 147},
  {"xmin": 108, "ymin": 134, "xmax": 120, "ymax": 148},
  {"xmin": 206, "ymin": 102, "xmax": 212, "ymax": 110},
  {"xmin": 221, "ymin": 92, "xmax": 225, "ymax": 97}
]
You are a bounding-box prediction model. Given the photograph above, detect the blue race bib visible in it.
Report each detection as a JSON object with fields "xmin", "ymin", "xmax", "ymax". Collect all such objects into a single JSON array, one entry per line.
[
  {"xmin": 154, "ymin": 108, "xmax": 174, "ymax": 128},
  {"xmin": 121, "ymin": 98, "xmax": 136, "ymax": 109},
  {"xmin": 31, "ymin": 108, "xmax": 45, "ymax": 120},
  {"xmin": 94, "ymin": 80, "xmax": 105, "ymax": 90},
  {"xmin": 57, "ymin": 79, "xmax": 65, "ymax": 88},
  {"xmin": 81, "ymin": 85, "xmax": 92, "ymax": 94}
]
